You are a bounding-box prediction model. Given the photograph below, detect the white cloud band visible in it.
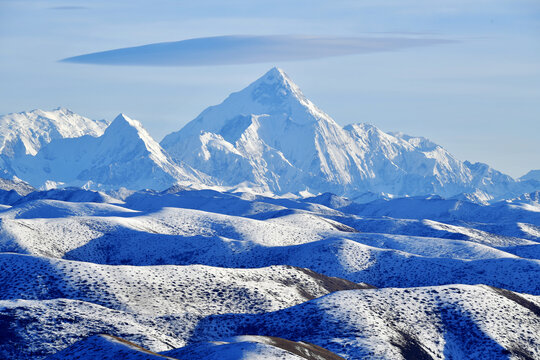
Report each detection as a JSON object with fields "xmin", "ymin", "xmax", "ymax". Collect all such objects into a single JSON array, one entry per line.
[{"xmin": 61, "ymin": 35, "xmax": 453, "ymax": 66}]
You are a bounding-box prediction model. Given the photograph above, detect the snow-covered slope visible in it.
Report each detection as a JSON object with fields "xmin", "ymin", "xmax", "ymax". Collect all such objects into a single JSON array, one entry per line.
[
  {"xmin": 161, "ymin": 67, "xmax": 536, "ymax": 200},
  {"xmin": 1, "ymin": 189, "xmax": 539, "ymax": 294},
  {"xmin": 44, "ymin": 335, "xmax": 178, "ymax": 360},
  {"xmin": 0, "ymin": 108, "xmax": 108, "ymax": 158},
  {"xmin": 1, "ymin": 253, "xmax": 367, "ymax": 316},
  {"xmin": 1, "ymin": 74, "xmax": 537, "ymax": 200},
  {"xmin": 163, "ymin": 335, "xmax": 345, "ymax": 360},
  {"xmin": 509, "ymin": 190, "xmax": 540, "ymax": 205},
  {"xmin": 187, "ymin": 284, "xmax": 540, "ymax": 359},
  {"xmin": 332, "ymin": 195, "xmax": 540, "ymax": 226},
  {"xmin": 521, "ymin": 169, "xmax": 540, "ymax": 182},
  {"xmin": 317, "ymin": 194, "xmax": 540, "ymax": 247},
  {"xmin": 1, "ymin": 187, "xmax": 539, "ymax": 359},
  {"xmin": 3, "ymin": 253, "xmax": 539, "ymax": 359},
  {"xmin": 0, "ymin": 176, "xmax": 35, "ymax": 205},
  {"xmin": 45, "ymin": 334, "xmax": 345, "ymax": 360},
  {"xmin": 0, "ymin": 176, "xmax": 35, "ymax": 195},
  {"xmin": 10, "ymin": 114, "xmax": 210, "ymax": 190},
  {"xmin": 0, "ymin": 252, "xmax": 365, "ymax": 359},
  {"xmin": 25, "ymin": 284, "xmax": 540, "ymax": 360}
]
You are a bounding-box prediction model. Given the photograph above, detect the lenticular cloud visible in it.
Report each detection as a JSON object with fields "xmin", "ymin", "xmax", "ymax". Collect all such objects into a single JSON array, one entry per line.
[{"xmin": 61, "ymin": 35, "xmax": 451, "ymax": 66}]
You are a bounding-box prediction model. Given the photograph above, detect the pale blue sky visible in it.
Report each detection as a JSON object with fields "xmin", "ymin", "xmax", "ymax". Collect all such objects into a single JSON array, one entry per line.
[{"xmin": 0, "ymin": 0, "xmax": 539, "ymax": 177}]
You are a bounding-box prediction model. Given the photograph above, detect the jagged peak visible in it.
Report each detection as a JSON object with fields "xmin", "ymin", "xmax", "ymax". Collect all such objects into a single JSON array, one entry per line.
[
  {"xmin": 258, "ymin": 67, "xmax": 290, "ymax": 85},
  {"xmin": 345, "ymin": 123, "xmax": 381, "ymax": 133},
  {"xmin": 100, "ymin": 114, "xmax": 156, "ymax": 154},
  {"xmin": 2, "ymin": 107, "xmax": 75, "ymax": 119},
  {"xmin": 167, "ymin": 67, "xmax": 337, "ymax": 135},
  {"xmin": 247, "ymin": 67, "xmax": 305, "ymax": 101},
  {"xmin": 102, "ymin": 113, "xmax": 172, "ymax": 164},
  {"xmin": 225, "ymin": 67, "xmax": 338, "ymax": 126},
  {"xmin": 1, "ymin": 108, "xmax": 109, "ymax": 130},
  {"xmin": 51, "ymin": 107, "xmax": 74, "ymax": 114},
  {"xmin": 345, "ymin": 123, "xmax": 402, "ymax": 144},
  {"xmin": 464, "ymin": 161, "xmax": 489, "ymax": 171},
  {"xmin": 0, "ymin": 108, "xmax": 110, "ymax": 157},
  {"xmin": 106, "ymin": 113, "xmax": 145, "ymax": 134},
  {"xmin": 112, "ymin": 113, "xmax": 136, "ymax": 124}
]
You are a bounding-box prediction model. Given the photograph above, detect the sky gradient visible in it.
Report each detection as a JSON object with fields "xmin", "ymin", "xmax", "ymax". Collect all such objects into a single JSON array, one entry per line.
[{"xmin": 0, "ymin": 0, "xmax": 539, "ymax": 177}]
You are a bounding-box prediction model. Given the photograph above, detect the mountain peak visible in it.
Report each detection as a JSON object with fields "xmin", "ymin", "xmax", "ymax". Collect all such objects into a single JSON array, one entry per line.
[
  {"xmin": 160, "ymin": 67, "xmax": 533, "ymax": 200},
  {"xmin": 51, "ymin": 107, "xmax": 74, "ymax": 114},
  {"xmin": 0, "ymin": 107, "xmax": 109, "ymax": 158},
  {"xmin": 8, "ymin": 111, "xmax": 208, "ymax": 190},
  {"xmin": 106, "ymin": 113, "xmax": 146, "ymax": 136},
  {"xmin": 259, "ymin": 67, "xmax": 289, "ymax": 84},
  {"xmin": 102, "ymin": 114, "xmax": 170, "ymax": 163},
  {"xmin": 111, "ymin": 113, "xmax": 138, "ymax": 126},
  {"xmin": 247, "ymin": 67, "xmax": 305, "ymax": 103}
]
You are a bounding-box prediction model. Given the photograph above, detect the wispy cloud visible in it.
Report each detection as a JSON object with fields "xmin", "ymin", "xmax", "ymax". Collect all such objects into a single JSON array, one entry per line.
[{"xmin": 60, "ymin": 35, "xmax": 453, "ymax": 66}]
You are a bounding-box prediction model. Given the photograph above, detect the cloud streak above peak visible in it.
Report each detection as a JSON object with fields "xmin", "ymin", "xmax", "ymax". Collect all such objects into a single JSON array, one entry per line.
[{"xmin": 60, "ymin": 35, "xmax": 454, "ymax": 67}]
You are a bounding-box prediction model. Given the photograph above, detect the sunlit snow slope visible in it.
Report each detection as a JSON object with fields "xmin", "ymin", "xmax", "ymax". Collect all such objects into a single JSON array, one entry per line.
[
  {"xmin": 9, "ymin": 114, "xmax": 210, "ymax": 190},
  {"xmin": 0, "ymin": 108, "xmax": 108, "ymax": 158},
  {"xmin": 1, "ymin": 187, "xmax": 539, "ymax": 359},
  {"xmin": 1, "ymin": 68, "xmax": 539, "ymax": 200},
  {"xmin": 1, "ymin": 68, "xmax": 540, "ymax": 360},
  {"xmin": 161, "ymin": 68, "xmax": 539, "ymax": 200}
]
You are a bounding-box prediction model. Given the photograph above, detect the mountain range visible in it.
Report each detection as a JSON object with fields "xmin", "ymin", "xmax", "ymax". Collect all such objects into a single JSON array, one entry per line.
[
  {"xmin": 0, "ymin": 68, "xmax": 538, "ymax": 201},
  {"xmin": 8, "ymin": 113, "xmax": 208, "ymax": 191},
  {"xmin": 1, "ymin": 185, "xmax": 539, "ymax": 359},
  {"xmin": 2, "ymin": 68, "xmax": 540, "ymax": 358}
]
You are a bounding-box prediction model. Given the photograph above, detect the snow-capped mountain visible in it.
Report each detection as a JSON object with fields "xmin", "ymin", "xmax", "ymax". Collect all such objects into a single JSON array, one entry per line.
[
  {"xmin": 509, "ymin": 190, "xmax": 540, "ymax": 204},
  {"xmin": 0, "ymin": 70, "xmax": 537, "ymax": 200},
  {"xmin": 0, "ymin": 177, "xmax": 35, "ymax": 196},
  {"xmin": 161, "ymin": 67, "xmax": 537, "ymax": 200},
  {"xmin": 9, "ymin": 114, "xmax": 209, "ymax": 190},
  {"xmin": 521, "ymin": 169, "xmax": 540, "ymax": 182},
  {"xmin": 0, "ymin": 177, "xmax": 36, "ymax": 206},
  {"xmin": 0, "ymin": 108, "xmax": 108, "ymax": 158}
]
